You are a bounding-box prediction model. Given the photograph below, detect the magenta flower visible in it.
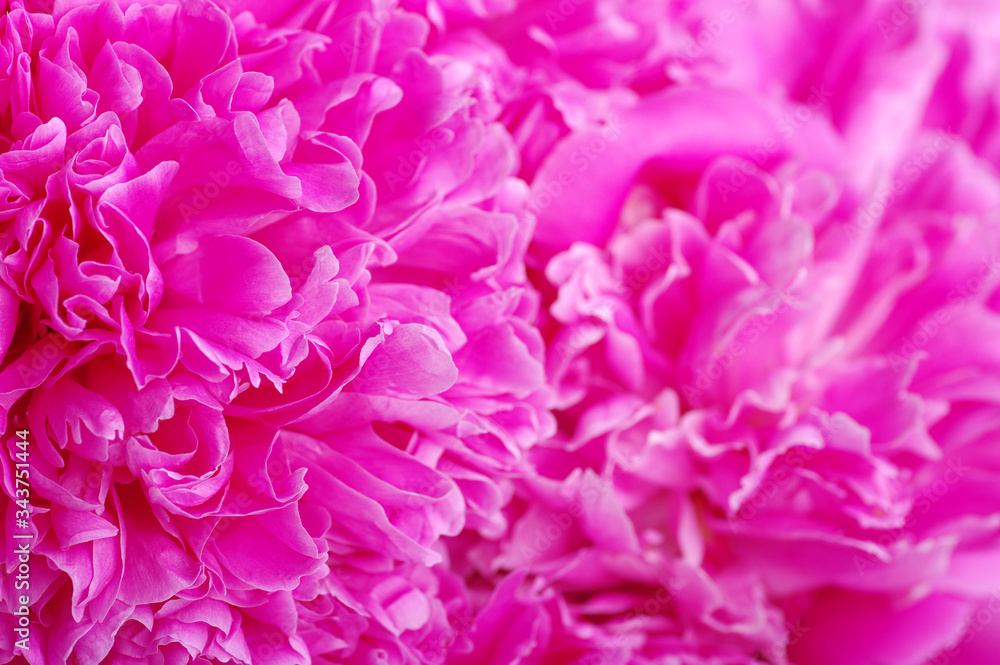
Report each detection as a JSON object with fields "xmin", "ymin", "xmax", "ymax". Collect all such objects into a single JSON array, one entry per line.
[{"xmin": 2, "ymin": 0, "xmax": 1000, "ymax": 664}]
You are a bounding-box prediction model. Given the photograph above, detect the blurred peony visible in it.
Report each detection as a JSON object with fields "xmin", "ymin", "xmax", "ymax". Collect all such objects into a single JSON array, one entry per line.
[{"xmin": 2, "ymin": 0, "xmax": 1000, "ymax": 664}]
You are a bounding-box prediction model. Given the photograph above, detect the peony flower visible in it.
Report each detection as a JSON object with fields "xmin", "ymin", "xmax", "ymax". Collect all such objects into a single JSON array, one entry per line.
[{"xmin": 3, "ymin": 0, "xmax": 1000, "ymax": 664}]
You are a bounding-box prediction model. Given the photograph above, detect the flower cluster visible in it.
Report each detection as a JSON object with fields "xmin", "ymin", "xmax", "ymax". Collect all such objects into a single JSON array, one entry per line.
[{"xmin": 2, "ymin": 0, "xmax": 1000, "ymax": 664}]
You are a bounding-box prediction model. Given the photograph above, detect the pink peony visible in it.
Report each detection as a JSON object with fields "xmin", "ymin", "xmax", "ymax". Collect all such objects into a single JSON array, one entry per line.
[{"xmin": 2, "ymin": 0, "xmax": 1000, "ymax": 664}]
